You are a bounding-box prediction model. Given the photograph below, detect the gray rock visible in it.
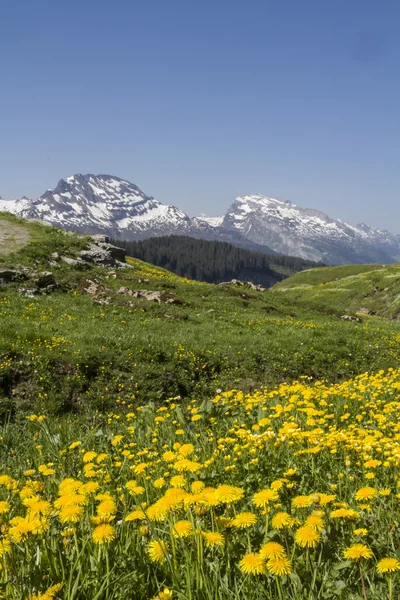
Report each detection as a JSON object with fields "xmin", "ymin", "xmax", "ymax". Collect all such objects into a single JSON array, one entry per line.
[
  {"xmin": 60, "ymin": 256, "xmax": 89, "ymax": 268},
  {"xmin": 99, "ymin": 243, "xmax": 126, "ymax": 262},
  {"xmin": 132, "ymin": 290, "xmax": 183, "ymax": 304},
  {"xmin": 91, "ymin": 234, "xmax": 109, "ymax": 244},
  {"xmin": 19, "ymin": 287, "xmax": 41, "ymax": 297},
  {"xmin": 219, "ymin": 279, "xmax": 267, "ymax": 292},
  {"xmin": 117, "ymin": 287, "xmax": 133, "ymax": 295},
  {"xmin": 341, "ymin": 315, "xmax": 361, "ymax": 323},
  {"xmin": 0, "ymin": 269, "xmax": 27, "ymax": 284},
  {"xmin": 80, "ymin": 245, "xmax": 116, "ymax": 267},
  {"xmin": 36, "ymin": 272, "xmax": 56, "ymax": 288},
  {"xmin": 115, "ymin": 260, "xmax": 134, "ymax": 269},
  {"xmin": 358, "ymin": 307, "xmax": 373, "ymax": 315}
]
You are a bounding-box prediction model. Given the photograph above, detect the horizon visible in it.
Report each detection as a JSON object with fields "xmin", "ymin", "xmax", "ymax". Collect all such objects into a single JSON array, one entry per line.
[{"xmin": 1, "ymin": 0, "xmax": 399, "ymax": 231}]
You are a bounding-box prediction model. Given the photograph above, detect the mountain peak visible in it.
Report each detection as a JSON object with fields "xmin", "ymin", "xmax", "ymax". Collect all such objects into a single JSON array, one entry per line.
[
  {"xmin": 222, "ymin": 193, "xmax": 399, "ymax": 264},
  {"xmin": 0, "ymin": 175, "xmax": 399, "ymax": 264}
]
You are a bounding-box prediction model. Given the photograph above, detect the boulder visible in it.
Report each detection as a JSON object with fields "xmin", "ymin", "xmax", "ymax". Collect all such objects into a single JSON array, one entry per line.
[
  {"xmin": 117, "ymin": 286, "xmax": 133, "ymax": 295},
  {"xmin": 35, "ymin": 272, "xmax": 56, "ymax": 288},
  {"xmin": 79, "ymin": 237, "xmax": 127, "ymax": 267},
  {"xmin": 91, "ymin": 234, "xmax": 109, "ymax": 244},
  {"xmin": 101, "ymin": 243, "xmax": 126, "ymax": 262},
  {"xmin": 358, "ymin": 307, "xmax": 373, "ymax": 315},
  {"xmin": 0, "ymin": 269, "xmax": 27, "ymax": 284},
  {"xmin": 219, "ymin": 279, "xmax": 267, "ymax": 292},
  {"xmin": 341, "ymin": 315, "xmax": 361, "ymax": 323},
  {"xmin": 61, "ymin": 256, "xmax": 89, "ymax": 268},
  {"xmin": 80, "ymin": 245, "xmax": 116, "ymax": 267},
  {"xmin": 132, "ymin": 290, "xmax": 183, "ymax": 304}
]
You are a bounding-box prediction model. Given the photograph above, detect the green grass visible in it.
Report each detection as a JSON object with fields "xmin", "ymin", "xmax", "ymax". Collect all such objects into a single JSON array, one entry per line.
[
  {"xmin": 272, "ymin": 262, "xmax": 400, "ymax": 319},
  {"xmin": 0, "ymin": 216, "xmax": 400, "ymax": 416}
]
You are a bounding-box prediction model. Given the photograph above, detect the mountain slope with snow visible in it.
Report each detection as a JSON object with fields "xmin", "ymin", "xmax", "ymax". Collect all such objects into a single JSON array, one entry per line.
[
  {"xmin": 221, "ymin": 195, "xmax": 400, "ymax": 265},
  {"xmin": 1, "ymin": 177, "xmax": 399, "ymax": 264},
  {"xmin": 1, "ymin": 174, "xmax": 193, "ymax": 239},
  {"xmin": 0, "ymin": 175, "xmax": 274, "ymax": 251}
]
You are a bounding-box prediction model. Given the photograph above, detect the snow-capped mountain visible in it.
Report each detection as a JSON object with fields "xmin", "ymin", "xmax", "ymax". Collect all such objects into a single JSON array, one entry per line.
[
  {"xmin": 0, "ymin": 174, "xmax": 193, "ymax": 239},
  {"xmin": 1, "ymin": 176, "xmax": 399, "ymax": 264},
  {"xmin": 0, "ymin": 174, "xmax": 274, "ymax": 251},
  {"xmin": 221, "ymin": 195, "xmax": 400, "ymax": 265}
]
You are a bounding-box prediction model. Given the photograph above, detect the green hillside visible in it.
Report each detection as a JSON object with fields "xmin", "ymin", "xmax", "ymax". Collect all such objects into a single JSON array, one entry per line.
[
  {"xmin": 272, "ymin": 262, "xmax": 400, "ymax": 319},
  {"xmin": 0, "ymin": 213, "xmax": 400, "ymax": 418}
]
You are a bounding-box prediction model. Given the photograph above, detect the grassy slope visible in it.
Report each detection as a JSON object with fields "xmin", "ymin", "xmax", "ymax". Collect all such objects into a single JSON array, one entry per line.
[
  {"xmin": 1, "ymin": 212, "xmax": 400, "ymax": 416},
  {"xmin": 272, "ymin": 262, "xmax": 400, "ymax": 319}
]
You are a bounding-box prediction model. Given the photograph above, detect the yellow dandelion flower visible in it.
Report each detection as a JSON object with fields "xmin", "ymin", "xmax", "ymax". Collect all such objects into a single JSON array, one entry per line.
[
  {"xmin": 171, "ymin": 520, "xmax": 193, "ymax": 538},
  {"xmin": 125, "ymin": 480, "xmax": 145, "ymax": 495},
  {"xmin": 214, "ymin": 485, "xmax": 244, "ymax": 504},
  {"xmin": 125, "ymin": 508, "xmax": 147, "ymax": 521},
  {"xmin": 259, "ymin": 541, "xmax": 286, "ymax": 560},
  {"xmin": 170, "ymin": 475, "xmax": 186, "ymax": 488},
  {"xmin": 292, "ymin": 495, "xmax": 313, "ymax": 509},
  {"xmin": 92, "ymin": 523, "xmax": 115, "ymax": 544},
  {"xmin": 97, "ymin": 499, "xmax": 117, "ymax": 516},
  {"xmin": 30, "ymin": 583, "xmax": 63, "ymax": 600},
  {"xmin": 153, "ymin": 478, "xmax": 166, "ymax": 489},
  {"xmin": 353, "ymin": 528, "xmax": 368, "ymax": 537},
  {"xmin": 202, "ymin": 531, "xmax": 225, "ymax": 547},
  {"xmin": 271, "ymin": 512, "xmax": 295, "ymax": 530},
  {"xmin": 23, "ymin": 497, "xmax": 51, "ymax": 516},
  {"xmin": 354, "ymin": 487, "xmax": 377, "ymax": 502},
  {"xmin": 239, "ymin": 552, "xmax": 266, "ymax": 575},
  {"xmin": 0, "ymin": 501, "xmax": 10, "ymax": 515},
  {"xmin": 267, "ymin": 555, "xmax": 292, "ymax": 576},
  {"xmin": 330, "ymin": 508, "xmax": 360, "ymax": 520},
  {"xmin": 343, "ymin": 544, "xmax": 373, "ymax": 561},
  {"xmin": 377, "ymin": 558, "xmax": 400, "ymax": 574},
  {"xmin": 83, "ymin": 451, "xmax": 97, "ymax": 463},
  {"xmin": 191, "ymin": 481, "xmax": 205, "ymax": 493},
  {"xmin": 152, "ymin": 588, "xmax": 173, "ymax": 600},
  {"xmin": 148, "ymin": 540, "xmax": 169, "ymax": 564},
  {"xmin": 295, "ymin": 525, "xmax": 321, "ymax": 548},
  {"xmin": 0, "ymin": 538, "xmax": 11, "ymax": 556},
  {"xmin": 252, "ymin": 488, "xmax": 279, "ymax": 508},
  {"xmin": 58, "ymin": 504, "xmax": 84, "ymax": 524},
  {"xmin": 305, "ymin": 514, "xmax": 325, "ymax": 531},
  {"xmin": 318, "ymin": 493, "xmax": 336, "ymax": 506},
  {"xmin": 231, "ymin": 512, "xmax": 257, "ymax": 529}
]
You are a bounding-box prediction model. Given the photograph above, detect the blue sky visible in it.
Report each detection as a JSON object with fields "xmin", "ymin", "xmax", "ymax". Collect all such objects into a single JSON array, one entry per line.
[{"xmin": 1, "ymin": 0, "xmax": 399, "ymax": 230}]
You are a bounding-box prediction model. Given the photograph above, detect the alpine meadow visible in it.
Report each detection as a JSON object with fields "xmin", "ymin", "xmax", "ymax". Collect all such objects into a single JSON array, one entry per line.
[{"xmin": 0, "ymin": 214, "xmax": 400, "ymax": 599}]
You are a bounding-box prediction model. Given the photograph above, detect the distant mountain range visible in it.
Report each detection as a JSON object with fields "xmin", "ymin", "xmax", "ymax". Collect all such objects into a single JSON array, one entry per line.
[{"xmin": 1, "ymin": 174, "xmax": 399, "ymax": 265}]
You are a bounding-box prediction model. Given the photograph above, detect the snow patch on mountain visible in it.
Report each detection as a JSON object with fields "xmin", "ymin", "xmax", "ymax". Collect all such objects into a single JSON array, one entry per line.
[{"xmin": 195, "ymin": 214, "xmax": 224, "ymax": 228}]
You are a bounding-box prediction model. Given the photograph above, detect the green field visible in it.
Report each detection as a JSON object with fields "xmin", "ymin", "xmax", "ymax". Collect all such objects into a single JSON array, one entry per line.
[
  {"xmin": 1, "ymin": 214, "xmax": 400, "ymax": 599},
  {"xmin": 0, "ymin": 214, "xmax": 399, "ymax": 417}
]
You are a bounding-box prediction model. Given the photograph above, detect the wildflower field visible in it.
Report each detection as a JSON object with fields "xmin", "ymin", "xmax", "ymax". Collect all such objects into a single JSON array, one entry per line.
[
  {"xmin": 2, "ymin": 369, "xmax": 400, "ymax": 599},
  {"xmin": 2, "ymin": 215, "xmax": 400, "ymax": 598}
]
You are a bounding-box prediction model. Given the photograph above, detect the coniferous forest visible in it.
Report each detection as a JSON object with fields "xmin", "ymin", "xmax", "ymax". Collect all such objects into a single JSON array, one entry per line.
[{"xmin": 116, "ymin": 235, "xmax": 321, "ymax": 286}]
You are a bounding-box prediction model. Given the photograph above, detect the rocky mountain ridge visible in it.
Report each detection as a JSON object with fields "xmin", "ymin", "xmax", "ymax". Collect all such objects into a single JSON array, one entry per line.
[{"xmin": 1, "ymin": 174, "xmax": 399, "ymax": 264}]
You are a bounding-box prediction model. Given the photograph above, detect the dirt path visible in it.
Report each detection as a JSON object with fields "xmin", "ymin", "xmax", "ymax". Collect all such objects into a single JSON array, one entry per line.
[{"xmin": 0, "ymin": 219, "xmax": 31, "ymax": 254}]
